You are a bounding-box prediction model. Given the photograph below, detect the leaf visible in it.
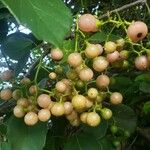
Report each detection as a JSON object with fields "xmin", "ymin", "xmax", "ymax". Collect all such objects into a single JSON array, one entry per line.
[
  {"xmin": 43, "ymin": 136, "xmax": 56, "ymax": 150},
  {"xmin": 38, "ymin": 78, "xmax": 48, "ymax": 89},
  {"xmin": 0, "ymin": 123, "xmax": 7, "ymax": 135},
  {"xmin": 82, "ymin": 120, "xmax": 108, "ymax": 139},
  {"xmin": 7, "ymin": 116, "xmax": 48, "ymax": 150},
  {"xmin": 88, "ymin": 32, "xmax": 120, "ymax": 43},
  {"xmin": 135, "ymin": 73, "xmax": 150, "ymax": 82},
  {"xmin": 2, "ymin": 32, "xmax": 34, "ymax": 60},
  {"xmin": 143, "ymin": 101, "xmax": 150, "ymax": 114},
  {"xmin": 139, "ymin": 82, "xmax": 150, "ymax": 94},
  {"xmin": 111, "ymin": 104, "xmax": 137, "ymax": 133},
  {"xmin": 2, "ymin": 0, "xmax": 73, "ymax": 47},
  {"xmin": 0, "ymin": 142, "xmax": 11, "ymax": 150}
]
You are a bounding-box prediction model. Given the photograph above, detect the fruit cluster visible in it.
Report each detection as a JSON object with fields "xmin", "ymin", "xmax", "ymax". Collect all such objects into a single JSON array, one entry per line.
[{"xmin": 0, "ymin": 14, "xmax": 149, "ymax": 127}]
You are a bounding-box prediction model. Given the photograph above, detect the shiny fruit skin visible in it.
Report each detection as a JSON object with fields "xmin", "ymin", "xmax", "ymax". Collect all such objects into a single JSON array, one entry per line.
[
  {"xmin": 49, "ymin": 72, "xmax": 57, "ymax": 79},
  {"xmin": 87, "ymin": 88, "xmax": 98, "ymax": 99},
  {"xmin": 96, "ymin": 75, "xmax": 110, "ymax": 89},
  {"xmin": 13, "ymin": 105, "xmax": 25, "ymax": 118},
  {"xmin": 0, "ymin": 89, "xmax": 12, "ymax": 100},
  {"xmin": 24, "ymin": 112, "xmax": 38, "ymax": 126},
  {"xmin": 0, "ymin": 70, "xmax": 13, "ymax": 81},
  {"xmin": 38, "ymin": 109, "xmax": 51, "ymax": 122},
  {"xmin": 107, "ymin": 51, "xmax": 120, "ymax": 63},
  {"xmin": 64, "ymin": 102, "xmax": 73, "ymax": 115},
  {"xmin": 80, "ymin": 112, "xmax": 88, "ymax": 123},
  {"xmin": 135, "ymin": 55, "xmax": 148, "ymax": 70},
  {"xmin": 17, "ymin": 98, "xmax": 29, "ymax": 108},
  {"xmin": 29, "ymin": 85, "xmax": 38, "ymax": 95},
  {"xmin": 104, "ymin": 41, "xmax": 117, "ymax": 53},
  {"xmin": 20, "ymin": 77, "xmax": 31, "ymax": 85},
  {"xmin": 79, "ymin": 68, "xmax": 93, "ymax": 81},
  {"xmin": 50, "ymin": 48, "xmax": 63, "ymax": 61},
  {"xmin": 110, "ymin": 92, "xmax": 123, "ymax": 105},
  {"xmin": 51, "ymin": 103, "xmax": 65, "ymax": 116},
  {"xmin": 12, "ymin": 89, "xmax": 22, "ymax": 100},
  {"xmin": 55, "ymin": 81, "xmax": 67, "ymax": 93},
  {"xmin": 37, "ymin": 94, "xmax": 51, "ymax": 108},
  {"xmin": 68, "ymin": 53, "xmax": 82, "ymax": 67},
  {"xmin": 101, "ymin": 108, "xmax": 112, "ymax": 120}
]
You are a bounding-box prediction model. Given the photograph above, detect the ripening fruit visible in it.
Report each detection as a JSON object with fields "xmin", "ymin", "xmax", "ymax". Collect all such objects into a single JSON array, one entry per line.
[
  {"xmin": 48, "ymin": 101, "xmax": 55, "ymax": 110},
  {"xmin": 61, "ymin": 78, "xmax": 72, "ymax": 87},
  {"xmin": 0, "ymin": 89, "xmax": 12, "ymax": 100},
  {"xmin": 55, "ymin": 81, "xmax": 67, "ymax": 93},
  {"xmin": 51, "ymin": 103, "xmax": 65, "ymax": 116},
  {"xmin": 104, "ymin": 41, "xmax": 117, "ymax": 53},
  {"xmin": 107, "ymin": 51, "xmax": 120, "ymax": 63},
  {"xmin": 55, "ymin": 65, "xmax": 63, "ymax": 74},
  {"xmin": 127, "ymin": 21, "xmax": 148, "ymax": 42},
  {"xmin": 96, "ymin": 75, "xmax": 110, "ymax": 89},
  {"xmin": 79, "ymin": 68, "xmax": 93, "ymax": 81},
  {"xmin": 20, "ymin": 77, "xmax": 31, "ymax": 85},
  {"xmin": 86, "ymin": 112, "xmax": 101, "ymax": 127},
  {"xmin": 135, "ymin": 55, "xmax": 148, "ymax": 70},
  {"xmin": 66, "ymin": 70, "xmax": 78, "ymax": 80},
  {"xmin": 110, "ymin": 92, "xmax": 123, "ymax": 105},
  {"xmin": 93, "ymin": 56, "xmax": 109, "ymax": 72},
  {"xmin": 75, "ymin": 65, "xmax": 84, "ymax": 74},
  {"xmin": 72, "ymin": 95, "xmax": 86, "ymax": 110},
  {"xmin": 38, "ymin": 109, "xmax": 51, "ymax": 122},
  {"xmin": 116, "ymin": 38, "xmax": 125, "ymax": 50},
  {"xmin": 50, "ymin": 48, "xmax": 63, "ymax": 61},
  {"xmin": 13, "ymin": 105, "xmax": 25, "ymax": 118},
  {"xmin": 101, "ymin": 108, "xmax": 112, "ymax": 120},
  {"xmin": 85, "ymin": 43, "xmax": 103, "ymax": 58},
  {"xmin": 85, "ymin": 97, "xmax": 93, "ymax": 108},
  {"xmin": 0, "ymin": 70, "xmax": 13, "ymax": 81},
  {"xmin": 80, "ymin": 112, "xmax": 88, "ymax": 124},
  {"xmin": 37, "ymin": 94, "xmax": 51, "ymax": 108},
  {"xmin": 70, "ymin": 118, "xmax": 80, "ymax": 126},
  {"xmin": 87, "ymin": 88, "xmax": 98, "ymax": 99},
  {"xmin": 12, "ymin": 89, "xmax": 22, "ymax": 100},
  {"xmin": 29, "ymin": 85, "xmax": 38, "ymax": 95},
  {"xmin": 78, "ymin": 14, "xmax": 98, "ymax": 32},
  {"xmin": 66, "ymin": 110, "xmax": 78, "ymax": 121},
  {"xmin": 24, "ymin": 112, "xmax": 38, "ymax": 126},
  {"xmin": 17, "ymin": 98, "xmax": 29, "ymax": 108},
  {"xmin": 120, "ymin": 50, "xmax": 129, "ymax": 60},
  {"xmin": 68, "ymin": 53, "xmax": 82, "ymax": 67},
  {"xmin": 64, "ymin": 102, "xmax": 73, "ymax": 115},
  {"xmin": 49, "ymin": 72, "xmax": 57, "ymax": 80},
  {"xmin": 75, "ymin": 80, "xmax": 85, "ymax": 89}
]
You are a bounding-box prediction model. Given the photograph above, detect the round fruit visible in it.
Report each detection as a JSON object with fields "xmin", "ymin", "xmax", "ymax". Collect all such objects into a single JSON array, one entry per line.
[
  {"xmin": 93, "ymin": 56, "xmax": 109, "ymax": 72},
  {"xmin": 86, "ymin": 112, "xmax": 101, "ymax": 127},
  {"xmin": 127, "ymin": 21, "xmax": 148, "ymax": 42},
  {"xmin": 96, "ymin": 75, "xmax": 110, "ymax": 88},
  {"xmin": 0, "ymin": 89, "xmax": 12, "ymax": 100},
  {"xmin": 17, "ymin": 98, "xmax": 29, "ymax": 108},
  {"xmin": 55, "ymin": 81, "xmax": 67, "ymax": 93},
  {"xmin": 104, "ymin": 41, "xmax": 117, "ymax": 53},
  {"xmin": 38, "ymin": 109, "xmax": 51, "ymax": 122},
  {"xmin": 78, "ymin": 14, "xmax": 98, "ymax": 32},
  {"xmin": 12, "ymin": 89, "xmax": 22, "ymax": 100},
  {"xmin": 87, "ymin": 88, "xmax": 98, "ymax": 99},
  {"xmin": 48, "ymin": 101, "xmax": 55, "ymax": 110},
  {"xmin": 70, "ymin": 118, "xmax": 80, "ymax": 126},
  {"xmin": 113, "ymin": 140, "xmax": 120, "ymax": 147},
  {"xmin": 110, "ymin": 92, "xmax": 123, "ymax": 105},
  {"xmin": 20, "ymin": 77, "xmax": 31, "ymax": 85},
  {"xmin": 101, "ymin": 108, "xmax": 112, "ymax": 120},
  {"xmin": 29, "ymin": 85, "xmax": 38, "ymax": 95},
  {"xmin": 24, "ymin": 112, "xmax": 38, "ymax": 126},
  {"xmin": 107, "ymin": 51, "xmax": 120, "ymax": 63},
  {"xmin": 75, "ymin": 65, "xmax": 84, "ymax": 74},
  {"xmin": 66, "ymin": 110, "xmax": 78, "ymax": 121},
  {"xmin": 85, "ymin": 43, "xmax": 103, "ymax": 58},
  {"xmin": 66, "ymin": 70, "xmax": 78, "ymax": 80},
  {"xmin": 116, "ymin": 38, "xmax": 125, "ymax": 50},
  {"xmin": 120, "ymin": 50, "xmax": 129, "ymax": 60},
  {"xmin": 13, "ymin": 105, "xmax": 25, "ymax": 118},
  {"xmin": 124, "ymin": 130, "xmax": 130, "ymax": 138},
  {"xmin": 75, "ymin": 80, "xmax": 85, "ymax": 89},
  {"xmin": 64, "ymin": 102, "xmax": 73, "ymax": 115},
  {"xmin": 80, "ymin": 112, "xmax": 88, "ymax": 123},
  {"xmin": 72, "ymin": 95, "xmax": 86, "ymax": 110},
  {"xmin": 110, "ymin": 125, "xmax": 118, "ymax": 134},
  {"xmin": 85, "ymin": 97, "xmax": 93, "ymax": 108},
  {"xmin": 68, "ymin": 53, "xmax": 82, "ymax": 67},
  {"xmin": 37, "ymin": 94, "xmax": 51, "ymax": 108},
  {"xmin": 79, "ymin": 68, "xmax": 93, "ymax": 81},
  {"xmin": 50, "ymin": 48, "xmax": 63, "ymax": 61},
  {"xmin": 49, "ymin": 72, "xmax": 57, "ymax": 79},
  {"xmin": 51, "ymin": 103, "xmax": 65, "ymax": 116},
  {"xmin": 135, "ymin": 55, "xmax": 148, "ymax": 70},
  {"xmin": 0, "ymin": 70, "xmax": 13, "ymax": 81},
  {"xmin": 55, "ymin": 65, "xmax": 63, "ymax": 74}
]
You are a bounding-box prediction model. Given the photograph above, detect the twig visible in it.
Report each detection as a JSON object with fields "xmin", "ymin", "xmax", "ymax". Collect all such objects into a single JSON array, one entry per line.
[{"xmin": 99, "ymin": 0, "xmax": 146, "ymax": 19}]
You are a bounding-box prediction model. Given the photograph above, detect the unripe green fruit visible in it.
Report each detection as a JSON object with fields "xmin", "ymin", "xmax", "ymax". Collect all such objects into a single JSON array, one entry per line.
[
  {"xmin": 110, "ymin": 125, "xmax": 118, "ymax": 134},
  {"xmin": 101, "ymin": 108, "xmax": 112, "ymax": 120},
  {"xmin": 55, "ymin": 65, "xmax": 63, "ymax": 74}
]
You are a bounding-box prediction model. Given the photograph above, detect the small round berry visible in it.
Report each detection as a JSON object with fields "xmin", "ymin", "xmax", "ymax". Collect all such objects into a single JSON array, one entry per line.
[
  {"xmin": 29, "ymin": 85, "xmax": 38, "ymax": 95},
  {"xmin": 80, "ymin": 112, "xmax": 88, "ymax": 124},
  {"xmin": 104, "ymin": 41, "xmax": 117, "ymax": 53},
  {"xmin": 72, "ymin": 95, "xmax": 86, "ymax": 110},
  {"xmin": 93, "ymin": 56, "xmax": 109, "ymax": 72},
  {"xmin": 78, "ymin": 14, "xmax": 98, "ymax": 32},
  {"xmin": 66, "ymin": 70, "xmax": 78, "ymax": 80},
  {"xmin": 96, "ymin": 75, "xmax": 110, "ymax": 89},
  {"xmin": 0, "ymin": 70, "xmax": 13, "ymax": 81},
  {"xmin": 110, "ymin": 125, "xmax": 118, "ymax": 134},
  {"xmin": 55, "ymin": 81, "xmax": 67, "ymax": 93},
  {"xmin": 127, "ymin": 21, "xmax": 148, "ymax": 42},
  {"xmin": 75, "ymin": 80, "xmax": 85, "ymax": 89},
  {"xmin": 86, "ymin": 112, "xmax": 101, "ymax": 127},
  {"xmin": 12, "ymin": 89, "xmax": 22, "ymax": 100},
  {"xmin": 120, "ymin": 50, "xmax": 129, "ymax": 60},
  {"xmin": 37, "ymin": 94, "xmax": 51, "ymax": 108},
  {"xmin": 24, "ymin": 112, "xmax": 38, "ymax": 126},
  {"xmin": 17, "ymin": 98, "xmax": 29, "ymax": 108},
  {"xmin": 48, "ymin": 101, "xmax": 55, "ymax": 110},
  {"xmin": 107, "ymin": 51, "xmax": 120, "ymax": 63},
  {"xmin": 85, "ymin": 97, "xmax": 93, "ymax": 108},
  {"xmin": 20, "ymin": 77, "xmax": 31, "ymax": 85},
  {"xmin": 68, "ymin": 53, "xmax": 82, "ymax": 67},
  {"xmin": 113, "ymin": 140, "xmax": 120, "ymax": 147},
  {"xmin": 0, "ymin": 89, "xmax": 12, "ymax": 100},
  {"xmin": 70, "ymin": 118, "xmax": 80, "ymax": 126},
  {"xmin": 87, "ymin": 88, "xmax": 98, "ymax": 99},
  {"xmin": 135, "ymin": 55, "xmax": 148, "ymax": 70},
  {"xmin": 124, "ymin": 130, "xmax": 130, "ymax": 138},
  {"xmin": 13, "ymin": 105, "xmax": 25, "ymax": 118},
  {"xmin": 66, "ymin": 110, "xmax": 78, "ymax": 121},
  {"xmin": 49, "ymin": 72, "xmax": 57, "ymax": 80},
  {"xmin": 116, "ymin": 38, "xmax": 125, "ymax": 50},
  {"xmin": 50, "ymin": 48, "xmax": 63, "ymax": 61},
  {"xmin": 55, "ymin": 65, "xmax": 63, "ymax": 74},
  {"xmin": 51, "ymin": 103, "xmax": 65, "ymax": 116},
  {"xmin": 38, "ymin": 109, "xmax": 51, "ymax": 122},
  {"xmin": 101, "ymin": 108, "xmax": 112, "ymax": 120},
  {"xmin": 75, "ymin": 65, "xmax": 84, "ymax": 74},
  {"xmin": 79, "ymin": 68, "xmax": 93, "ymax": 81},
  {"xmin": 110, "ymin": 92, "xmax": 123, "ymax": 105},
  {"xmin": 64, "ymin": 102, "xmax": 73, "ymax": 115}
]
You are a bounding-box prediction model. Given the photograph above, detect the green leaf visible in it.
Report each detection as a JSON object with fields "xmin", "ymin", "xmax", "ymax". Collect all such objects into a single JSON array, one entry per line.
[
  {"xmin": 135, "ymin": 73, "xmax": 150, "ymax": 82},
  {"xmin": 38, "ymin": 78, "xmax": 48, "ymax": 89},
  {"xmin": 82, "ymin": 120, "xmax": 108, "ymax": 139},
  {"xmin": 139, "ymin": 82, "xmax": 150, "ymax": 94},
  {"xmin": 2, "ymin": 32, "xmax": 34, "ymax": 60},
  {"xmin": 0, "ymin": 142, "xmax": 11, "ymax": 150},
  {"xmin": 143, "ymin": 101, "xmax": 150, "ymax": 114},
  {"xmin": 7, "ymin": 116, "xmax": 48, "ymax": 150},
  {"xmin": 43, "ymin": 136, "xmax": 56, "ymax": 150},
  {"xmin": 2, "ymin": 0, "xmax": 72, "ymax": 47},
  {"xmin": 0, "ymin": 123, "xmax": 7, "ymax": 135},
  {"xmin": 88, "ymin": 32, "xmax": 120, "ymax": 43},
  {"xmin": 111, "ymin": 104, "xmax": 137, "ymax": 133}
]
